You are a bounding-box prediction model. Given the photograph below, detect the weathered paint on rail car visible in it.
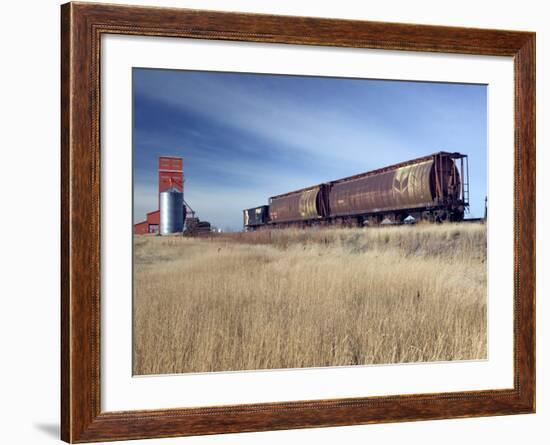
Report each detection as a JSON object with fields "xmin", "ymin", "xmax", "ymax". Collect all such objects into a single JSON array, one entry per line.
[
  {"xmin": 269, "ymin": 186, "xmax": 322, "ymax": 223},
  {"xmin": 244, "ymin": 152, "xmax": 468, "ymax": 227},
  {"xmin": 243, "ymin": 205, "xmax": 269, "ymax": 227},
  {"xmin": 329, "ymin": 160, "xmax": 435, "ymax": 216}
]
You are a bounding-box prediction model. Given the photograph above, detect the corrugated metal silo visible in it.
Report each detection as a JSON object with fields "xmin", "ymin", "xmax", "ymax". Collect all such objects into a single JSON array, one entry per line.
[{"xmin": 160, "ymin": 187, "xmax": 184, "ymax": 234}]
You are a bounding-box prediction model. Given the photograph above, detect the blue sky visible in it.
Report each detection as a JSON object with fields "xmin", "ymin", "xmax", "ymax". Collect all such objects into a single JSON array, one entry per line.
[{"xmin": 133, "ymin": 68, "xmax": 487, "ymax": 230}]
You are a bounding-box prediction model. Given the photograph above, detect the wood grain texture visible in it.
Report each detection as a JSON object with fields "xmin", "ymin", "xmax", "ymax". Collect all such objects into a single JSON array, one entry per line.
[{"xmin": 60, "ymin": 2, "xmax": 536, "ymax": 442}]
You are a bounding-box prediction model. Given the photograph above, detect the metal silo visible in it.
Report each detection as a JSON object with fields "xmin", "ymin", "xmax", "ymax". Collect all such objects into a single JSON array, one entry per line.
[{"xmin": 160, "ymin": 187, "xmax": 184, "ymax": 234}]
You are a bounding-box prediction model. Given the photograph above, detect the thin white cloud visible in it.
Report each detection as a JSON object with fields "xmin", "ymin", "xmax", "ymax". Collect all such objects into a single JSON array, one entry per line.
[{"xmin": 134, "ymin": 73, "xmax": 413, "ymax": 168}]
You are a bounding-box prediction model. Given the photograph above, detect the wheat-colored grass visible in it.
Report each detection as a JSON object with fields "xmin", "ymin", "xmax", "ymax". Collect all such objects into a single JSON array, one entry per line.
[{"xmin": 133, "ymin": 223, "xmax": 486, "ymax": 375}]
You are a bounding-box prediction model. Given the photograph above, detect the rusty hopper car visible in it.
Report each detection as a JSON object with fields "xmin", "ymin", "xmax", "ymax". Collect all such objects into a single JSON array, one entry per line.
[
  {"xmin": 243, "ymin": 205, "xmax": 269, "ymax": 228},
  {"xmin": 243, "ymin": 151, "xmax": 469, "ymax": 229},
  {"xmin": 268, "ymin": 184, "xmax": 330, "ymax": 225},
  {"xmin": 329, "ymin": 152, "xmax": 468, "ymax": 224}
]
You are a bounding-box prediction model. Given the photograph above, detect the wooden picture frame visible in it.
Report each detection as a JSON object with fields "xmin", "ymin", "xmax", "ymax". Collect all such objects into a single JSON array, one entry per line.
[{"xmin": 61, "ymin": 2, "xmax": 535, "ymax": 442}]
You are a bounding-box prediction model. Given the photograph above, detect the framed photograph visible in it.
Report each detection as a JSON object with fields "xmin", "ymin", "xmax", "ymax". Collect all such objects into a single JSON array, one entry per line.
[{"xmin": 61, "ymin": 2, "xmax": 535, "ymax": 442}]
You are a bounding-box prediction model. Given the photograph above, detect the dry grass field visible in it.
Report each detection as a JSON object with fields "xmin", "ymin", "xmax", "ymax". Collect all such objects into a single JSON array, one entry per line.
[{"xmin": 133, "ymin": 223, "xmax": 487, "ymax": 375}]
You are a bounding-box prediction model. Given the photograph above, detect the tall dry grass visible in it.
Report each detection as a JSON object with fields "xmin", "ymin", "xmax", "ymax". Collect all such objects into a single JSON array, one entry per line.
[{"xmin": 133, "ymin": 223, "xmax": 486, "ymax": 375}]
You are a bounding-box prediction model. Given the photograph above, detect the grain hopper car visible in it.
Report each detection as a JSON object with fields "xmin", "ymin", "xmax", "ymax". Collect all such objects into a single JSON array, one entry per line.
[{"xmin": 243, "ymin": 151, "xmax": 469, "ymax": 229}]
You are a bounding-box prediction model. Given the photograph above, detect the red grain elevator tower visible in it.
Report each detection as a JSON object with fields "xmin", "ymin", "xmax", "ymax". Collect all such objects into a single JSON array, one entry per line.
[
  {"xmin": 134, "ymin": 155, "xmax": 184, "ymax": 235},
  {"xmin": 158, "ymin": 156, "xmax": 184, "ymax": 206}
]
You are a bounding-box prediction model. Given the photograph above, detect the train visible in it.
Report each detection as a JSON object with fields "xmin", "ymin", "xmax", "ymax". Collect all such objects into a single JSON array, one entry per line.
[{"xmin": 243, "ymin": 151, "xmax": 470, "ymax": 229}]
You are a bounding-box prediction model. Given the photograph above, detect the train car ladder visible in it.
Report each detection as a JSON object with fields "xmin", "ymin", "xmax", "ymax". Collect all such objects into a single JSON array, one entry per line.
[{"xmin": 463, "ymin": 155, "xmax": 470, "ymax": 208}]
